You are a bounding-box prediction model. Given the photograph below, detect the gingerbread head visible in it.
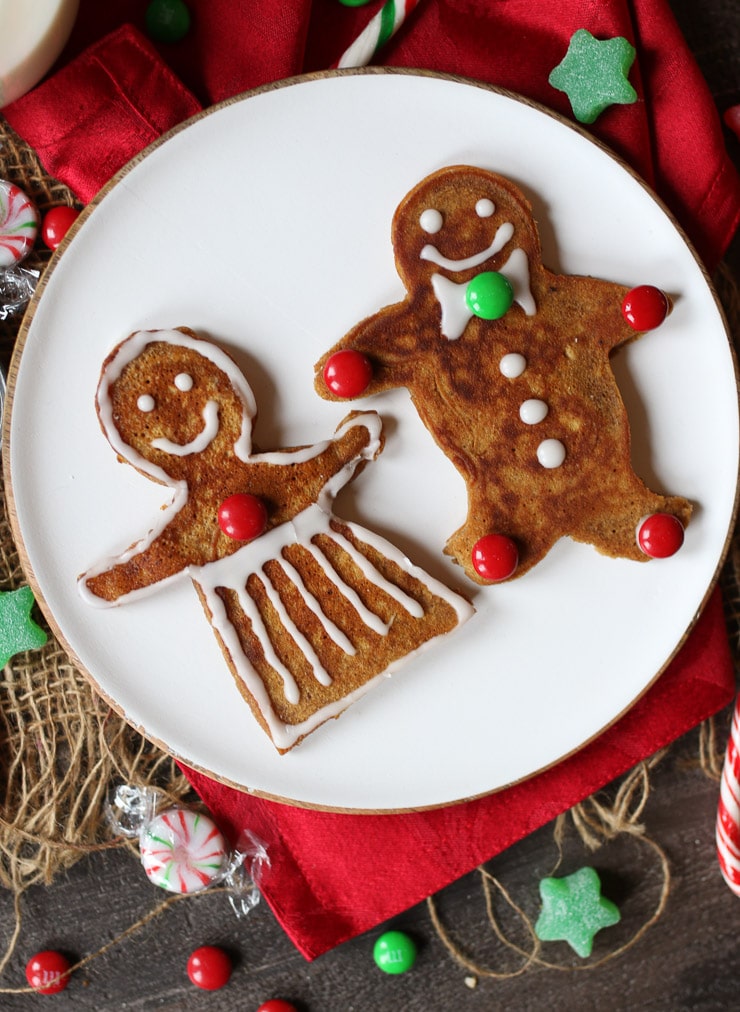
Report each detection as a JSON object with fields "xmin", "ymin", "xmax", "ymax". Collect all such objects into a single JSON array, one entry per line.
[
  {"xmin": 96, "ymin": 327, "xmax": 256, "ymax": 485},
  {"xmin": 393, "ymin": 165, "xmax": 538, "ymax": 290}
]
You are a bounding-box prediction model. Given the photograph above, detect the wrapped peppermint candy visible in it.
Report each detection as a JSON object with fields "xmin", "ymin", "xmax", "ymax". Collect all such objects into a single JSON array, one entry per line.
[
  {"xmin": 108, "ymin": 784, "xmax": 269, "ymax": 916},
  {"xmin": 0, "ymin": 264, "xmax": 39, "ymax": 320},
  {"xmin": 0, "ymin": 179, "xmax": 40, "ymax": 318}
]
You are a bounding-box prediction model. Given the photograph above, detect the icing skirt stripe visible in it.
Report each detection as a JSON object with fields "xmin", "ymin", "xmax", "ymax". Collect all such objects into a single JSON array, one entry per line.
[
  {"xmin": 195, "ymin": 510, "xmax": 422, "ymax": 704},
  {"xmin": 189, "ymin": 503, "xmax": 473, "ymax": 751},
  {"xmin": 716, "ymin": 695, "xmax": 740, "ymax": 895}
]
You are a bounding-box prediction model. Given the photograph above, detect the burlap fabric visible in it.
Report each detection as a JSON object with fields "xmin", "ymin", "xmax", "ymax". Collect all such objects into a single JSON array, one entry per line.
[
  {"xmin": 0, "ymin": 116, "xmax": 191, "ymax": 898},
  {"xmin": 0, "ymin": 113, "xmax": 737, "ymax": 906}
]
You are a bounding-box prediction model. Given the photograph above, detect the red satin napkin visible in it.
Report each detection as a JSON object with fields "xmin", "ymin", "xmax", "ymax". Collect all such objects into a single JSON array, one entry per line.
[{"xmin": 3, "ymin": 0, "xmax": 739, "ymax": 960}]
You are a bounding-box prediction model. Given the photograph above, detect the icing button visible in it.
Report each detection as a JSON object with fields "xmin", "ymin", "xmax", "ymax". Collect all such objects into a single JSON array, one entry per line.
[
  {"xmin": 621, "ymin": 285, "xmax": 669, "ymax": 331},
  {"xmin": 520, "ymin": 399, "xmax": 548, "ymax": 425},
  {"xmin": 218, "ymin": 493, "xmax": 268, "ymax": 541},
  {"xmin": 537, "ymin": 438, "xmax": 566, "ymax": 469},
  {"xmin": 471, "ymin": 534, "xmax": 519, "ymax": 582},
  {"xmin": 499, "ymin": 352, "xmax": 527, "ymax": 378},
  {"xmin": 466, "ymin": 271, "xmax": 514, "ymax": 320},
  {"xmin": 636, "ymin": 513, "xmax": 684, "ymax": 558}
]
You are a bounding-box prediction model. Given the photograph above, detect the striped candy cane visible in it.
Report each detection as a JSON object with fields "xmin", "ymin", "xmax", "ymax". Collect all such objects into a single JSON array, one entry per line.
[
  {"xmin": 334, "ymin": 0, "xmax": 424, "ymax": 69},
  {"xmin": 716, "ymin": 693, "xmax": 740, "ymax": 895}
]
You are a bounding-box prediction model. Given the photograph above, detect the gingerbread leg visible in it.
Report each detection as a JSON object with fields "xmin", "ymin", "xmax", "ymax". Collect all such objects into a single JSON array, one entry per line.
[
  {"xmin": 445, "ymin": 496, "xmax": 559, "ymax": 584},
  {"xmin": 570, "ymin": 485, "xmax": 691, "ymax": 563}
]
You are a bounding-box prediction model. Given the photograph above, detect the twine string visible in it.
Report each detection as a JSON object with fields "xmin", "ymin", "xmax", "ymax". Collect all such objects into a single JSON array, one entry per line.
[
  {"xmin": 0, "ymin": 887, "xmax": 229, "ymax": 995},
  {"xmin": 427, "ymin": 754, "xmax": 673, "ymax": 979}
]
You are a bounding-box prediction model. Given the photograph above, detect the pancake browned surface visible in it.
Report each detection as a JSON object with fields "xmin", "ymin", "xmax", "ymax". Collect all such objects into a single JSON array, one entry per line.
[
  {"xmin": 315, "ymin": 165, "xmax": 692, "ymax": 582},
  {"xmin": 80, "ymin": 328, "xmax": 473, "ymax": 753}
]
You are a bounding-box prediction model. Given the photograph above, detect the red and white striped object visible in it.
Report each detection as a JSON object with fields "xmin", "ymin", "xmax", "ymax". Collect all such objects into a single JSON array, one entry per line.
[{"xmin": 716, "ymin": 694, "xmax": 740, "ymax": 895}]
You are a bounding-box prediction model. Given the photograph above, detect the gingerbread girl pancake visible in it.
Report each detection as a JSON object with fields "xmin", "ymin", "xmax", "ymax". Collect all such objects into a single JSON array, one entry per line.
[
  {"xmin": 79, "ymin": 328, "xmax": 473, "ymax": 752},
  {"xmin": 315, "ymin": 165, "xmax": 692, "ymax": 583}
]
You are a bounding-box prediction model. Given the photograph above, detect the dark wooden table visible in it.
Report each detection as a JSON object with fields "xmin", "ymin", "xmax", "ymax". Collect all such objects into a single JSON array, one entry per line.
[{"xmin": 2, "ymin": 3, "xmax": 740, "ymax": 1009}]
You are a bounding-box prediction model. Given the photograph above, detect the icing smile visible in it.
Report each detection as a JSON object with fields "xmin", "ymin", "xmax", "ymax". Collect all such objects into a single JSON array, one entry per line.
[
  {"xmin": 151, "ymin": 399, "xmax": 220, "ymax": 456},
  {"xmin": 420, "ymin": 221, "xmax": 515, "ymax": 272}
]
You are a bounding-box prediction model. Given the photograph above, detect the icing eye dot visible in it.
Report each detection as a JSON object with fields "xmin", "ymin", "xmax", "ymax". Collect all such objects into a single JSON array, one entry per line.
[
  {"xmin": 174, "ymin": 372, "xmax": 194, "ymax": 391},
  {"xmin": 476, "ymin": 198, "xmax": 495, "ymax": 218},
  {"xmin": 419, "ymin": 208, "xmax": 443, "ymax": 234},
  {"xmin": 137, "ymin": 394, "xmax": 155, "ymax": 412}
]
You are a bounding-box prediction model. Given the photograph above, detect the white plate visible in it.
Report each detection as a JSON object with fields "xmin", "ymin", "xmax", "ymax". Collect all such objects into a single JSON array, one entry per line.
[{"xmin": 5, "ymin": 71, "xmax": 738, "ymax": 811}]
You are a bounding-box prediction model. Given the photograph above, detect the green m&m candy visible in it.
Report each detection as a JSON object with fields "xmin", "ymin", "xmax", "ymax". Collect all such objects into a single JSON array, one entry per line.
[
  {"xmin": 465, "ymin": 271, "xmax": 514, "ymax": 321},
  {"xmin": 373, "ymin": 930, "xmax": 417, "ymax": 974},
  {"xmin": 145, "ymin": 0, "xmax": 191, "ymax": 43}
]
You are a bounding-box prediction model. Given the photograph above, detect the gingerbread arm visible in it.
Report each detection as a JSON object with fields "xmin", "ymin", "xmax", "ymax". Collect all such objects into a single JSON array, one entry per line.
[
  {"xmin": 314, "ymin": 299, "xmax": 420, "ymax": 402},
  {"xmin": 253, "ymin": 411, "xmax": 385, "ymax": 515},
  {"xmin": 317, "ymin": 411, "xmax": 384, "ymax": 504},
  {"xmin": 78, "ymin": 489, "xmax": 196, "ymax": 605},
  {"xmin": 568, "ymin": 276, "xmax": 667, "ymax": 353}
]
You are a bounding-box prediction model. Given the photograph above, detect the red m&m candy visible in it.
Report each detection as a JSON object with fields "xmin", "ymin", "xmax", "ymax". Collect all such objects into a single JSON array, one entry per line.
[
  {"xmin": 621, "ymin": 285, "xmax": 669, "ymax": 331},
  {"xmin": 25, "ymin": 950, "xmax": 71, "ymax": 994},
  {"xmin": 323, "ymin": 349, "xmax": 373, "ymax": 398},
  {"xmin": 257, "ymin": 1001, "xmax": 298, "ymax": 1012},
  {"xmin": 472, "ymin": 534, "xmax": 518, "ymax": 582},
  {"xmin": 723, "ymin": 104, "xmax": 740, "ymax": 141},
  {"xmin": 637, "ymin": 513, "xmax": 684, "ymax": 558},
  {"xmin": 187, "ymin": 946, "xmax": 232, "ymax": 990},
  {"xmin": 41, "ymin": 206, "xmax": 80, "ymax": 250},
  {"xmin": 217, "ymin": 493, "xmax": 268, "ymax": 541}
]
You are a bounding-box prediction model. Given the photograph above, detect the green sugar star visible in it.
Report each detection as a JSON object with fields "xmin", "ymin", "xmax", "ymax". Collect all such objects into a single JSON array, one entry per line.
[
  {"xmin": 549, "ymin": 29, "xmax": 637, "ymax": 124},
  {"xmin": 535, "ymin": 866, "xmax": 621, "ymax": 957},
  {"xmin": 0, "ymin": 585, "xmax": 47, "ymax": 667}
]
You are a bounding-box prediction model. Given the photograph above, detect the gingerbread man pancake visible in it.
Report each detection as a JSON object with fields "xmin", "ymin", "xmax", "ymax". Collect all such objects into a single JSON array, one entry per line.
[
  {"xmin": 80, "ymin": 328, "xmax": 473, "ymax": 751},
  {"xmin": 315, "ymin": 165, "xmax": 692, "ymax": 583}
]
